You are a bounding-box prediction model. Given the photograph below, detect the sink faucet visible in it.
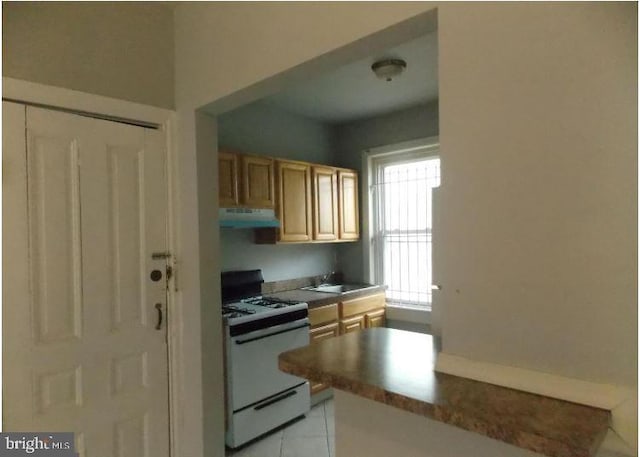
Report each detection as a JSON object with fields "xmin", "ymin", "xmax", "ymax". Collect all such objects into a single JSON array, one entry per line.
[{"xmin": 320, "ymin": 271, "xmax": 335, "ymax": 285}]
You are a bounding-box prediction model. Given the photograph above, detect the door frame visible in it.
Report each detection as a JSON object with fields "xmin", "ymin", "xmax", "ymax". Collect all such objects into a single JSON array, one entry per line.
[{"xmin": 2, "ymin": 77, "xmax": 184, "ymax": 457}]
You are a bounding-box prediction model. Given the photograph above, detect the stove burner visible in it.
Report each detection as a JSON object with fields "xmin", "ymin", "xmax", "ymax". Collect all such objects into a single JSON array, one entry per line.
[
  {"xmin": 243, "ymin": 297, "xmax": 299, "ymax": 308},
  {"xmin": 221, "ymin": 296, "xmax": 306, "ymax": 323},
  {"xmin": 222, "ymin": 304, "xmax": 255, "ymax": 316},
  {"xmin": 223, "ymin": 311, "xmax": 245, "ymax": 319}
]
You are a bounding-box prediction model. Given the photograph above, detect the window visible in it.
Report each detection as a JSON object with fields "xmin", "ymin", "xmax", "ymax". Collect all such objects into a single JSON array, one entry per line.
[{"xmin": 369, "ymin": 142, "xmax": 440, "ymax": 309}]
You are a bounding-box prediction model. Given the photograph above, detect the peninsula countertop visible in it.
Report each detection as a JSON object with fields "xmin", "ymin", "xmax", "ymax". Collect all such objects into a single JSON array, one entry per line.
[{"xmin": 278, "ymin": 328, "xmax": 610, "ymax": 457}]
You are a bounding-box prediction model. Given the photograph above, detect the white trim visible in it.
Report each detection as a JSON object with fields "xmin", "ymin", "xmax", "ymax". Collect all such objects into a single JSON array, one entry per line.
[
  {"xmin": 385, "ymin": 304, "xmax": 431, "ymax": 325},
  {"xmin": 163, "ymin": 116, "xmax": 183, "ymax": 457},
  {"xmin": 363, "ymin": 136, "xmax": 440, "ymax": 296},
  {"xmin": 362, "ymin": 151, "xmax": 374, "ymax": 284},
  {"xmin": 436, "ymin": 352, "xmax": 637, "ymax": 453},
  {"xmin": 2, "ymin": 77, "xmax": 173, "ymax": 126},
  {"xmin": 2, "ymin": 78, "xmax": 183, "ymax": 457},
  {"xmin": 365, "ymin": 135, "xmax": 440, "ymax": 158},
  {"xmin": 363, "ymin": 138, "xmax": 439, "ymax": 283}
]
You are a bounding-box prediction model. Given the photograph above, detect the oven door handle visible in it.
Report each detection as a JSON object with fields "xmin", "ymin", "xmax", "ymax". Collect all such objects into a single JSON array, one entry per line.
[
  {"xmin": 254, "ymin": 389, "xmax": 298, "ymax": 411},
  {"xmin": 234, "ymin": 323, "xmax": 310, "ymax": 345}
]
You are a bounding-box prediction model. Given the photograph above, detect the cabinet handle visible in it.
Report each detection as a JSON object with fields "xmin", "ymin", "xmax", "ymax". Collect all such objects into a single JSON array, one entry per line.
[{"xmin": 254, "ymin": 390, "xmax": 297, "ymax": 410}]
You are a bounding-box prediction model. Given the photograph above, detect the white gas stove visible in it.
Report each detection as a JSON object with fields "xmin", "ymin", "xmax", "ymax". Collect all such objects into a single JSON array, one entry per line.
[{"xmin": 221, "ymin": 270, "xmax": 310, "ymax": 449}]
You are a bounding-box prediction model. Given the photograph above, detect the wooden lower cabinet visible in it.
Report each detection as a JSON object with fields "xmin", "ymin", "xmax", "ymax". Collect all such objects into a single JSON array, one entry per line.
[
  {"xmin": 309, "ymin": 304, "xmax": 339, "ymax": 395},
  {"xmin": 340, "ymin": 314, "xmax": 366, "ymax": 334},
  {"xmin": 365, "ymin": 308, "xmax": 386, "ymax": 328},
  {"xmin": 309, "ymin": 303, "xmax": 339, "ymax": 327},
  {"xmin": 310, "ymin": 382, "xmax": 327, "ymax": 396},
  {"xmin": 310, "ymin": 321, "xmax": 340, "ymax": 342},
  {"xmin": 340, "ymin": 292, "xmax": 386, "ymax": 333},
  {"xmin": 308, "ymin": 293, "xmax": 386, "ymax": 396},
  {"xmin": 309, "ymin": 321, "xmax": 340, "ymax": 394}
]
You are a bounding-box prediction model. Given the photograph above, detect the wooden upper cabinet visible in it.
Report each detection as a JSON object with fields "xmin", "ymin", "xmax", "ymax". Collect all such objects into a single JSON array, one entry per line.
[
  {"xmin": 277, "ymin": 160, "xmax": 313, "ymax": 242},
  {"xmin": 219, "ymin": 151, "xmax": 240, "ymax": 207},
  {"xmin": 242, "ymin": 155, "xmax": 275, "ymax": 208},
  {"xmin": 338, "ymin": 170, "xmax": 360, "ymax": 240},
  {"xmin": 218, "ymin": 150, "xmax": 275, "ymax": 209},
  {"xmin": 312, "ymin": 166, "xmax": 339, "ymax": 241},
  {"xmin": 233, "ymin": 150, "xmax": 360, "ymax": 245}
]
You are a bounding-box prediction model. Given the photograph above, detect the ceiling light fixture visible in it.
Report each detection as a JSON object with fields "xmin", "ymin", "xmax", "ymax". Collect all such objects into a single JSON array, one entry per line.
[{"xmin": 371, "ymin": 59, "xmax": 407, "ymax": 82}]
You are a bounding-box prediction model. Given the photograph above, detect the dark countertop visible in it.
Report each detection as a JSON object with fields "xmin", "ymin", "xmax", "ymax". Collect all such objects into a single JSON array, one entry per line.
[
  {"xmin": 265, "ymin": 285, "xmax": 386, "ymax": 309},
  {"xmin": 279, "ymin": 328, "xmax": 610, "ymax": 457}
]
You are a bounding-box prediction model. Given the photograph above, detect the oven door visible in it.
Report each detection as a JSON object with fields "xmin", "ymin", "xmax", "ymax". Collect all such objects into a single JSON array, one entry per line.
[{"xmin": 228, "ymin": 318, "xmax": 310, "ymax": 411}]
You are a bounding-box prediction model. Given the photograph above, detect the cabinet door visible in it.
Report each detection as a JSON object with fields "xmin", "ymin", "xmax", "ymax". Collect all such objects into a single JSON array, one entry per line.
[
  {"xmin": 309, "ymin": 322, "xmax": 339, "ymax": 395},
  {"xmin": 309, "ymin": 303, "xmax": 339, "ymax": 327},
  {"xmin": 277, "ymin": 161, "xmax": 312, "ymax": 242},
  {"xmin": 338, "ymin": 170, "xmax": 359, "ymax": 240},
  {"xmin": 219, "ymin": 151, "xmax": 239, "ymax": 207},
  {"xmin": 340, "ymin": 293, "xmax": 386, "ymax": 318},
  {"xmin": 340, "ymin": 315, "xmax": 366, "ymax": 334},
  {"xmin": 242, "ymin": 155, "xmax": 275, "ymax": 208},
  {"xmin": 312, "ymin": 166, "xmax": 339, "ymax": 241},
  {"xmin": 310, "ymin": 322, "xmax": 340, "ymax": 342},
  {"xmin": 365, "ymin": 308, "xmax": 386, "ymax": 328}
]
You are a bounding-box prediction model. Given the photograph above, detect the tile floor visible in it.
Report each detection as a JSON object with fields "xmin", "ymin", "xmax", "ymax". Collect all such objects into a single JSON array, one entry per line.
[{"xmin": 226, "ymin": 398, "xmax": 335, "ymax": 457}]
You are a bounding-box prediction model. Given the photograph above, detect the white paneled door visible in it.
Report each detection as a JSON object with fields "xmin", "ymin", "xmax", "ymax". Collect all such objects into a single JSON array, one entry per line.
[{"xmin": 3, "ymin": 102, "xmax": 170, "ymax": 457}]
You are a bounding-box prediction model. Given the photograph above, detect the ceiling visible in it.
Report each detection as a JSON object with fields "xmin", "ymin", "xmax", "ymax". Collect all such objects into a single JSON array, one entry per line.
[{"xmin": 262, "ymin": 31, "xmax": 438, "ymax": 124}]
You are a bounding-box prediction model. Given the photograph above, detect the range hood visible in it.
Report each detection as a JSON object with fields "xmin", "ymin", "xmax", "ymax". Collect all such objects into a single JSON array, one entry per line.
[{"xmin": 219, "ymin": 208, "xmax": 280, "ymax": 228}]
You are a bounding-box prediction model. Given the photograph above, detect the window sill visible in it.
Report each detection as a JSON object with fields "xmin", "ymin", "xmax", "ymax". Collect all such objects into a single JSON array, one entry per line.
[{"xmin": 385, "ymin": 304, "xmax": 431, "ymax": 325}]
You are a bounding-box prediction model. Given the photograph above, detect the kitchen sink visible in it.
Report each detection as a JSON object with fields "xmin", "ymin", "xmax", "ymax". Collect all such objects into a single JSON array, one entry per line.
[{"xmin": 303, "ymin": 284, "xmax": 377, "ymax": 294}]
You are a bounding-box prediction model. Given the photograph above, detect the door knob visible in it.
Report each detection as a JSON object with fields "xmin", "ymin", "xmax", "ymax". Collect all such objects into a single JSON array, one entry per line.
[{"xmin": 150, "ymin": 269, "xmax": 163, "ymax": 282}]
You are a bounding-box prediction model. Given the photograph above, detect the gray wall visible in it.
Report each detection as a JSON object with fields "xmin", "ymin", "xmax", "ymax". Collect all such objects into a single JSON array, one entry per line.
[
  {"xmin": 218, "ymin": 101, "xmax": 338, "ymax": 282},
  {"xmin": 333, "ymin": 101, "xmax": 439, "ymax": 282},
  {"xmin": 220, "ymin": 229, "xmax": 338, "ymax": 282},
  {"xmin": 218, "ymin": 100, "xmax": 336, "ymax": 164},
  {"xmin": 3, "ymin": 2, "xmax": 175, "ymax": 109},
  {"xmin": 335, "ymin": 100, "xmax": 439, "ymax": 169}
]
